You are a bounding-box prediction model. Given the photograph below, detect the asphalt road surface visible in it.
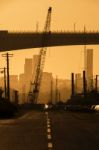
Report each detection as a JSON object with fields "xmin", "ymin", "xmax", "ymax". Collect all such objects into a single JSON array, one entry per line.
[{"xmin": 0, "ymin": 110, "xmax": 99, "ymax": 150}]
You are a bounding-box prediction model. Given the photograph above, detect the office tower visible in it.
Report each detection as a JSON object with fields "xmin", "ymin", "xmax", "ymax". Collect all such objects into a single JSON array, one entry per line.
[
  {"xmin": 75, "ymin": 73, "xmax": 82, "ymax": 93},
  {"xmin": 24, "ymin": 58, "xmax": 32, "ymax": 93},
  {"xmin": 84, "ymin": 49, "xmax": 93, "ymax": 91},
  {"xmin": 18, "ymin": 73, "xmax": 26, "ymax": 104},
  {"xmin": 32, "ymin": 55, "xmax": 39, "ymax": 82},
  {"xmin": 38, "ymin": 72, "xmax": 53, "ymax": 104},
  {"xmin": 0, "ymin": 77, "xmax": 4, "ymax": 88},
  {"xmin": 24, "ymin": 58, "xmax": 32, "ymax": 81},
  {"xmin": 19, "ymin": 74, "xmax": 25, "ymax": 93},
  {"xmin": 10, "ymin": 75, "xmax": 18, "ymax": 90}
]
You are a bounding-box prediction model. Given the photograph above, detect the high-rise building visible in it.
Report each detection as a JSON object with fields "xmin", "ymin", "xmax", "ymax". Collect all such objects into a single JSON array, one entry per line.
[
  {"xmin": 18, "ymin": 56, "xmax": 39, "ymax": 103},
  {"xmin": 75, "ymin": 73, "xmax": 82, "ymax": 93},
  {"xmin": 38, "ymin": 72, "xmax": 53, "ymax": 104},
  {"xmin": 0, "ymin": 77, "xmax": 4, "ymax": 88},
  {"xmin": 24, "ymin": 58, "xmax": 32, "ymax": 93},
  {"xmin": 10, "ymin": 75, "xmax": 18, "ymax": 90},
  {"xmin": 19, "ymin": 74, "xmax": 25, "ymax": 92},
  {"xmin": 32, "ymin": 55, "xmax": 39, "ymax": 82},
  {"xmin": 18, "ymin": 73, "xmax": 27, "ymax": 104},
  {"xmin": 24, "ymin": 58, "xmax": 32, "ymax": 80},
  {"xmin": 84, "ymin": 49, "xmax": 93, "ymax": 91}
]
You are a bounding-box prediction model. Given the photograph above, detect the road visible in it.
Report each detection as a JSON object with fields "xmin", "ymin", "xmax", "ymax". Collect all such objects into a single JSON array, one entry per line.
[
  {"xmin": 0, "ymin": 111, "xmax": 47, "ymax": 150},
  {"xmin": 49, "ymin": 111, "xmax": 99, "ymax": 150},
  {"xmin": 0, "ymin": 110, "xmax": 99, "ymax": 150}
]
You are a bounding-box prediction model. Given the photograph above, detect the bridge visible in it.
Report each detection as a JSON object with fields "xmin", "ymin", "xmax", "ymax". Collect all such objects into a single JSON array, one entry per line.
[{"xmin": 0, "ymin": 30, "xmax": 99, "ymax": 51}]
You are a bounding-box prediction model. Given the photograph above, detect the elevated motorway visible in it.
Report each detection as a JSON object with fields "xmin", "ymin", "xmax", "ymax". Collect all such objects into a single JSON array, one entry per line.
[{"xmin": 0, "ymin": 30, "xmax": 99, "ymax": 51}]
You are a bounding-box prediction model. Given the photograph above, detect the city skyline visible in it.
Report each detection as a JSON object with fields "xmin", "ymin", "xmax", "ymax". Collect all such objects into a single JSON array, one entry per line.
[
  {"xmin": 0, "ymin": 2, "xmax": 99, "ymax": 150},
  {"xmin": 0, "ymin": 0, "xmax": 99, "ymax": 79}
]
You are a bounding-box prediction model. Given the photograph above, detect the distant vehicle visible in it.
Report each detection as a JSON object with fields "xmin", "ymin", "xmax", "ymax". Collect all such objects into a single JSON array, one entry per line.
[
  {"xmin": 44, "ymin": 103, "xmax": 53, "ymax": 110},
  {"xmin": 91, "ymin": 105, "xmax": 99, "ymax": 111}
]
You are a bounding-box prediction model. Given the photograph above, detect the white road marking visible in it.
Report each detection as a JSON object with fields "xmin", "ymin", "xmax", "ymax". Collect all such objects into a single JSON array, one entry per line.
[
  {"xmin": 47, "ymin": 124, "xmax": 51, "ymax": 128},
  {"xmin": 47, "ymin": 121, "xmax": 50, "ymax": 125},
  {"xmin": 48, "ymin": 142, "xmax": 53, "ymax": 148},
  {"xmin": 45, "ymin": 112, "xmax": 48, "ymax": 115},
  {"xmin": 47, "ymin": 134, "xmax": 52, "ymax": 140},
  {"xmin": 47, "ymin": 128, "xmax": 51, "ymax": 133},
  {"xmin": 45, "ymin": 112, "xmax": 53, "ymax": 150},
  {"xmin": 47, "ymin": 118, "xmax": 50, "ymax": 122}
]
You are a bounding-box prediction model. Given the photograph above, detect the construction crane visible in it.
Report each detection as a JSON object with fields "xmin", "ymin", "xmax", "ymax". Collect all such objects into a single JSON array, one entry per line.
[{"xmin": 28, "ymin": 7, "xmax": 52, "ymax": 103}]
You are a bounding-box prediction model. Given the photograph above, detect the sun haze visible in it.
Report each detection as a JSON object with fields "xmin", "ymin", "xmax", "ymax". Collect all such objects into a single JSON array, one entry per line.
[{"xmin": 0, "ymin": 0, "xmax": 99, "ymax": 79}]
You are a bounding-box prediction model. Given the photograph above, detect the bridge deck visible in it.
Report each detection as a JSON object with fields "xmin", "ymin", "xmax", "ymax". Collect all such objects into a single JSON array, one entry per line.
[{"xmin": 0, "ymin": 31, "xmax": 99, "ymax": 51}]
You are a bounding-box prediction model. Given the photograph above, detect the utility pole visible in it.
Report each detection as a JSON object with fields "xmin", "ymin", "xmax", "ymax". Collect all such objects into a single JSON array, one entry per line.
[
  {"xmin": 0, "ymin": 67, "xmax": 7, "ymax": 98},
  {"xmin": 90, "ymin": 78, "xmax": 93, "ymax": 91},
  {"xmin": 50, "ymin": 77, "xmax": 53, "ymax": 104},
  {"xmin": 55, "ymin": 75, "xmax": 58, "ymax": 104},
  {"xmin": 84, "ymin": 25, "xmax": 86, "ymax": 56},
  {"xmin": 95, "ymin": 75, "xmax": 98, "ymax": 92},
  {"xmin": 74, "ymin": 23, "xmax": 76, "ymax": 32},
  {"xmin": 36, "ymin": 21, "xmax": 39, "ymax": 32},
  {"xmin": 58, "ymin": 91, "xmax": 61, "ymax": 102},
  {"xmin": 4, "ymin": 67, "xmax": 7, "ymax": 98},
  {"xmin": 2, "ymin": 53, "xmax": 13, "ymax": 101},
  {"xmin": 83, "ymin": 70, "xmax": 87, "ymax": 97}
]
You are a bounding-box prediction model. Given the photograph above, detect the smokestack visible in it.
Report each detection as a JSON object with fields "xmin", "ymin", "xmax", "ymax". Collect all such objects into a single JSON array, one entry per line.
[
  {"xmin": 71, "ymin": 73, "xmax": 75, "ymax": 98},
  {"xmin": 95, "ymin": 75, "xmax": 98, "ymax": 92},
  {"xmin": 83, "ymin": 71, "xmax": 87, "ymax": 97}
]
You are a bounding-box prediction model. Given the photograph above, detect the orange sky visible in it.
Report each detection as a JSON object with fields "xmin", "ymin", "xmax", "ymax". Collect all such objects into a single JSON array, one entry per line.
[{"xmin": 0, "ymin": 0, "xmax": 99, "ymax": 79}]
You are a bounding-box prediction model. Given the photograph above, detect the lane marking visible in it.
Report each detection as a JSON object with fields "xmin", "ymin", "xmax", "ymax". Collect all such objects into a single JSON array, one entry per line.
[
  {"xmin": 47, "ymin": 124, "xmax": 51, "ymax": 128},
  {"xmin": 47, "ymin": 117, "xmax": 50, "ymax": 120},
  {"xmin": 47, "ymin": 121, "xmax": 50, "ymax": 125},
  {"xmin": 47, "ymin": 128, "xmax": 51, "ymax": 133},
  {"xmin": 45, "ymin": 112, "xmax": 53, "ymax": 150},
  {"xmin": 47, "ymin": 118, "xmax": 50, "ymax": 122},
  {"xmin": 48, "ymin": 142, "xmax": 53, "ymax": 148},
  {"xmin": 47, "ymin": 134, "xmax": 52, "ymax": 140},
  {"xmin": 45, "ymin": 112, "xmax": 48, "ymax": 115}
]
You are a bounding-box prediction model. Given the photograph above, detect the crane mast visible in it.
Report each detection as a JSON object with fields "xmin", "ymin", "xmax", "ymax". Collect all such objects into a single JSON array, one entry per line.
[{"xmin": 28, "ymin": 7, "xmax": 52, "ymax": 103}]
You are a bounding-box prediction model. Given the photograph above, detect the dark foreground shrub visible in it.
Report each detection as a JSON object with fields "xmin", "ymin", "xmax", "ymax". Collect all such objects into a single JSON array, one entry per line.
[{"xmin": 0, "ymin": 98, "xmax": 18, "ymax": 118}]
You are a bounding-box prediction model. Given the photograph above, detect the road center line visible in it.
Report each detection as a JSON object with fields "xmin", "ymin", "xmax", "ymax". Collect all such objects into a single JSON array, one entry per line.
[
  {"xmin": 47, "ymin": 128, "xmax": 51, "ymax": 133},
  {"xmin": 48, "ymin": 142, "xmax": 53, "ymax": 148},
  {"xmin": 47, "ymin": 134, "xmax": 52, "ymax": 140},
  {"xmin": 47, "ymin": 124, "xmax": 50, "ymax": 128},
  {"xmin": 45, "ymin": 112, "xmax": 53, "ymax": 150}
]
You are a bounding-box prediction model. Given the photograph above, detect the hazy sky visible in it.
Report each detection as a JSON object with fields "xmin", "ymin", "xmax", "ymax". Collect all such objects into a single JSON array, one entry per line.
[{"xmin": 0, "ymin": 0, "xmax": 99, "ymax": 79}]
